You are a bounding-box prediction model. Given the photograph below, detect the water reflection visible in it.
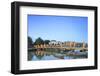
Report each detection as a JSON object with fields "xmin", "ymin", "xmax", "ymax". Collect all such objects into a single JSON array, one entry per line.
[{"xmin": 28, "ymin": 49, "xmax": 88, "ymax": 61}]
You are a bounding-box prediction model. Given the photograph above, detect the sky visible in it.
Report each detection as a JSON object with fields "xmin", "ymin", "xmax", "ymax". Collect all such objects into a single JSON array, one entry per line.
[{"xmin": 28, "ymin": 15, "xmax": 88, "ymax": 43}]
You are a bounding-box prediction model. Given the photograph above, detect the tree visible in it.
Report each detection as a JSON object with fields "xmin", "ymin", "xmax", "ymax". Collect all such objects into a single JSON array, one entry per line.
[
  {"xmin": 34, "ymin": 37, "xmax": 44, "ymax": 45},
  {"xmin": 28, "ymin": 36, "xmax": 33, "ymax": 48},
  {"xmin": 44, "ymin": 40, "xmax": 50, "ymax": 44}
]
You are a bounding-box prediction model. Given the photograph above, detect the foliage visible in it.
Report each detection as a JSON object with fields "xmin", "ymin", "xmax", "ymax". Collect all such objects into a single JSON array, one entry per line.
[
  {"xmin": 44, "ymin": 40, "xmax": 50, "ymax": 44},
  {"xmin": 34, "ymin": 37, "xmax": 44, "ymax": 45},
  {"xmin": 28, "ymin": 36, "xmax": 33, "ymax": 48}
]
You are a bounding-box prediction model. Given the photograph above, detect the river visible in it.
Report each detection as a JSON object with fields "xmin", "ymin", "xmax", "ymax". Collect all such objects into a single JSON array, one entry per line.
[{"xmin": 28, "ymin": 48, "xmax": 88, "ymax": 61}]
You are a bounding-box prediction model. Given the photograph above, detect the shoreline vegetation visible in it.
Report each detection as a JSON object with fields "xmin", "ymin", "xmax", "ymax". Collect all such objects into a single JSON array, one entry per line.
[{"xmin": 28, "ymin": 36, "xmax": 88, "ymax": 61}]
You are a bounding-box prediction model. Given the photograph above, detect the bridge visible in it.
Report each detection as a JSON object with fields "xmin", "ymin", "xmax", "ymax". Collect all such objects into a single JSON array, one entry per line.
[{"xmin": 33, "ymin": 44, "xmax": 88, "ymax": 51}]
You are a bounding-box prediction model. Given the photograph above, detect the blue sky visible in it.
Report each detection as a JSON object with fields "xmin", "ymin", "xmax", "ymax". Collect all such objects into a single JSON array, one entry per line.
[{"xmin": 28, "ymin": 15, "xmax": 88, "ymax": 43}]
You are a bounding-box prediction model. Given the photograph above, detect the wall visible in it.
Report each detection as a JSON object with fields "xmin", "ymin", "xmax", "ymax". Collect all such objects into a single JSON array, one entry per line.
[{"xmin": 0, "ymin": 0, "xmax": 99, "ymax": 76}]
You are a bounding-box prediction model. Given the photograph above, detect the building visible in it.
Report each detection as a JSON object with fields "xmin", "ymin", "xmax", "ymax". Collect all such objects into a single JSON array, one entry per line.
[
  {"xmin": 49, "ymin": 40, "xmax": 88, "ymax": 48},
  {"xmin": 49, "ymin": 40, "xmax": 62, "ymax": 45}
]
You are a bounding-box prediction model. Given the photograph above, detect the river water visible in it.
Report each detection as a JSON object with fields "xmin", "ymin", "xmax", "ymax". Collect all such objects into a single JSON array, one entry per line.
[{"xmin": 28, "ymin": 49, "xmax": 88, "ymax": 61}]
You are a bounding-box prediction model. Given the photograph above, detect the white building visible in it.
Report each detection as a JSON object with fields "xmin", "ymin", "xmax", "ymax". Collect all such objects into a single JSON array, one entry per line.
[{"xmin": 49, "ymin": 40, "xmax": 62, "ymax": 45}]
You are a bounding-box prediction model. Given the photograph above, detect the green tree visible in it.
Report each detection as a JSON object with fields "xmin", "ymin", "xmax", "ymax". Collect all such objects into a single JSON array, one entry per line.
[
  {"xmin": 28, "ymin": 36, "xmax": 33, "ymax": 48},
  {"xmin": 34, "ymin": 37, "xmax": 44, "ymax": 45},
  {"xmin": 44, "ymin": 40, "xmax": 50, "ymax": 44}
]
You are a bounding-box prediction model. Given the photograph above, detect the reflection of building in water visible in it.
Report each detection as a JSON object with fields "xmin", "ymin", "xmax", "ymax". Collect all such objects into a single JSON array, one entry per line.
[{"xmin": 35, "ymin": 50, "xmax": 65, "ymax": 59}]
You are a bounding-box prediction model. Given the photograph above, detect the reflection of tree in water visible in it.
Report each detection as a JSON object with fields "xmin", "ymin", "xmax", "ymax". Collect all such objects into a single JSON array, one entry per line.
[
  {"xmin": 28, "ymin": 51, "xmax": 34, "ymax": 61},
  {"xmin": 35, "ymin": 50, "xmax": 45, "ymax": 60}
]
